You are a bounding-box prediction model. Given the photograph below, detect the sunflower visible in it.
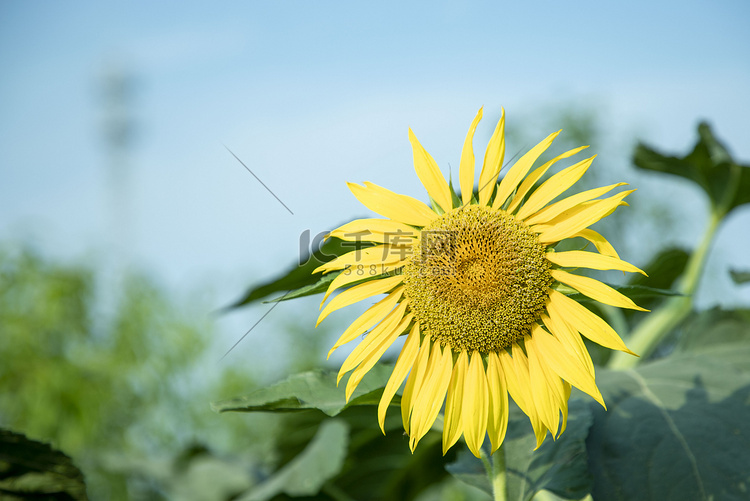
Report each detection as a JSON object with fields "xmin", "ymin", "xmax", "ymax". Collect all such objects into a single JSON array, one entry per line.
[{"xmin": 315, "ymin": 108, "xmax": 644, "ymax": 458}]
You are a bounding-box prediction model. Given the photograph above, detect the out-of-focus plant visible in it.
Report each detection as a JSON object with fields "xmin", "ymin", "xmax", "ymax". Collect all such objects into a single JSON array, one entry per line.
[{"xmin": 0, "ymin": 248, "xmax": 265, "ymax": 500}]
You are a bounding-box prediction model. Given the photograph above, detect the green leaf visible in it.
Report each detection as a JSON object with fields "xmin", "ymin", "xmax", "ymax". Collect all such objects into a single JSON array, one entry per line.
[
  {"xmin": 630, "ymin": 247, "xmax": 690, "ymax": 290},
  {"xmin": 258, "ymin": 406, "xmax": 452, "ymax": 501},
  {"xmin": 622, "ymin": 248, "xmax": 690, "ymax": 319},
  {"xmin": 240, "ymin": 419, "xmax": 349, "ymax": 501},
  {"xmin": 211, "ymin": 364, "xmax": 394, "ymax": 417},
  {"xmin": 565, "ymin": 283, "xmax": 681, "ymax": 306},
  {"xmin": 0, "ymin": 428, "xmax": 88, "ymax": 500},
  {"xmin": 446, "ymin": 399, "xmax": 594, "ymax": 501},
  {"xmin": 264, "ymin": 270, "xmax": 394, "ymax": 303},
  {"xmin": 633, "ymin": 122, "xmax": 750, "ymax": 217},
  {"xmin": 263, "ymin": 272, "xmax": 339, "ymax": 303},
  {"xmin": 730, "ymin": 269, "xmax": 750, "ymax": 285},
  {"xmin": 335, "ymin": 408, "xmax": 453, "ymax": 501},
  {"xmin": 215, "ymin": 365, "xmax": 453, "ymax": 501},
  {"xmin": 587, "ymin": 344, "xmax": 750, "ymax": 501},
  {"xmin": 676, "ymin": 308, "xmax": 750, "ymax": 352},
  {"xmin": 505, "ymin": 399, "xmax": 594, "ymax": 501},
  {"xmin": 611, "ymin": 284, "xmax": 682, "ymax": 300},
  {"xmin": 226, "ymin": 235, "xmax": 374, "ymax": 309},
  {"xmin": 145, "ymin": 444, "xmax": 257, "ymax": 500},
  {"xmin": 444, "ymin": 447, "xmax": 491, "ymax": 495}
]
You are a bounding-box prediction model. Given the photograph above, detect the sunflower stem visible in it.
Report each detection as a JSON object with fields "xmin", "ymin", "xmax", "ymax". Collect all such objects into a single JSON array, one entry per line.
[
  {"xmin": 483, "ymin": 445, "xmax": 507, "ymax": 501},
  {"xmin": 608, "ymin": 210, "xmax": 721, "ymax": 369}
]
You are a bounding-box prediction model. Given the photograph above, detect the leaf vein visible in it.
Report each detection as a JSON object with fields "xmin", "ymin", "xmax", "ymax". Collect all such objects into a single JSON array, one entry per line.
[{"xmin": 625, "ymin": 369, "xmax": 707, "ymax": 500}]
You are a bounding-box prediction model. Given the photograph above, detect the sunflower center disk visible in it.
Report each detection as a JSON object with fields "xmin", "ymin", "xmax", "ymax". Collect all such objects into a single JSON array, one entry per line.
[{"xmin": 402, "ymin": 205, "xmax": 552, "ymax": 353}]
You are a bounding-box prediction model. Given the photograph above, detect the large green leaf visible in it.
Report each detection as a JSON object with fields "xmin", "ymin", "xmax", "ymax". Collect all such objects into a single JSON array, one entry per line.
[
  {"xmin": 633, "ymin": 122, "xmax": 750, "ymax": 217},
  {"xmin": 446, "ymin": 399, "xmax": 594, "ymax": 501},
  {"xmin": 676, "ymin": 307, "xmax": 750, "ymax": 352},
  {"xmin": 443, "ymin": 446, "xmax": 490, "ymax": 495},
  {"xmin": 587, "ymin": 344, "xmax": 750, "ymax": 501},
  {"xmin": 211, "ymin": 364, "xmax": 394, "ymax": 417},
  {"xmin": 505, "ymin": 399, "xmax": 593, "ymax": 501},
  {"xmin": 227, "ymin": 235, "xmax": 374, "ymax": 309},
  {"xmin": 0, "ymin": 429, "xmax": 88, "ymax": 500},
  {"xmin": 239, "ymin": 419, "xmax": 349, "ymax": 501}
]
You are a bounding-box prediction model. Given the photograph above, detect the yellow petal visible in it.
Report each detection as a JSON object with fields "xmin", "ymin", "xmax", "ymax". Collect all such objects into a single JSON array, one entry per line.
[
  {"xmin": 535, "ymin": 190, "xmax": 634, "ymax": 244},
  {"xmin": 409, "ymin": 342, "xmax": 453, "ymax": 451},
  {"xmin": 492, "ymin": 130, "xmax": 561, "ymax": 211},
  {"xmin": 531, "ymin": 201, "xmax": 593, "ymax": 234},
  {"xmin": 460, "ymin": 108, "xmax": 483, "ymax": 205},
  {"xmin": 348, "ymin": 181, "xmax": 438, "ymax": 227},
  {"xmin": 558, "ymin": 382, "xmax": 572, "ymax": 437},
  {"xmin": 551, "ymin": 269, "xmax": 648, "ymax": 311},
  {"xmin": 531, "ymin": 325, "xmax": 605, "ymax": 408},
  {"xmin": 572, "ymin": 228, "xmax": 620, "ymax": 259},
  {"xmin": 541, "ymin": 312, "xmax": 594, "ymax": 378},
  {"xmin": 542, "ymin": 363, "xmax": 567, "ymax": 438},
  {"xmin": 523, "ymin": 182, "xmax": 626, "ymax": 226},
  {"xmin": 507, "ymin": 344, "xmax": 548, "ymax": 448},
  {"xmin": 345, "ymin": 313, "xmax": 413, "ymax": 401},
  {"xmin": 409, "ymin": 129, "xmax": 453, "ymax": 212},
  {"xmin": 378, "ymin": 323, "xmax": 420, "ymax": 433},
  {"xmin": 547, "ymin": 289, "xmax": 636, "ymax": 354},
  {"xmin": 337, "ymin": 302, "xmax": 408, "ymax": 383},
  {"xmin": 547, "ymin": 250, "xmax": 646, "ymax": 276},
  {"xmin": 463, "ymin": 351, "xmax": 489, "ymax": 458},
  {"xmin": 442, "ymin": 350, "xmax": 468, "ymax": 454},
  {"xmin": 477, "ymin": 108, "xmax": 506, "ymax": 206},
  {"xmin": 515, "ymin": 155, "xmax": 595, "ymax": 220},
  {"xmin": 317, "ymin": 275, "xmax": 403, "ymax": 326},
  {"xmin": 507, "ymin": 145, "xmax": 589, "ymax": 214},
  {"xmin": 497, "ymin": 349, "xmax": 529, "ymax": 412},
  {"xmin": 528, "ymin": 333, "xmax": 568, "ymax": 429},
  {"xmin": 486, "ymin": 351, "xmax": 509, "ymax": 453},
  {"xmin": 526, "ymin": 334, "xmax": 561, "ymax": 436},
  {"xmin": 328, "ymin": 218, "xmax": 419, "ymax": 244},
  {"xmin": 401, "ymin": 336, "xmax": 431, "ymax": 434},
  {"xmin": 327, "ymin": 287, "xmax": 403, "ymax": 358}
]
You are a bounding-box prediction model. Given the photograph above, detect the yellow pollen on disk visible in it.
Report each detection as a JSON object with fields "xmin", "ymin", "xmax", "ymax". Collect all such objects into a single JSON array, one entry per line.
[{"xmin": 402, "ymin": 205, "xmax": 552, "ymax": 353}]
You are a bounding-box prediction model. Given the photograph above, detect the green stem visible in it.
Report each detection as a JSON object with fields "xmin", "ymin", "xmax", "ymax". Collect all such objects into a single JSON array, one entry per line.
[
  {"xmin": 482, "ymin": 446, "xmax": 507, "ymax": 501},
  {"xmin": 608, "ymin": 210, "xmax": 721, "ymax": 369}
]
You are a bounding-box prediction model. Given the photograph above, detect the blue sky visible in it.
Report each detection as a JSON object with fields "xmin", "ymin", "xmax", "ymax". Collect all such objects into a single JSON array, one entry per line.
[{"xmin": 1, "ymin": 1, "xmax": 749, "ymax": 365}]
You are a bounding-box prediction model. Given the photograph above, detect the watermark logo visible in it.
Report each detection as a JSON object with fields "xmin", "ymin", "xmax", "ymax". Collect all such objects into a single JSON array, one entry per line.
[
  {"xmin": 298, "ymin": 229, "xmax": 332, "ymax": 266},
  {"xmin": 298, "ymin": 228, "xmax": 421, "ymax": 266},
  {"xmin": 419, "ymin": 230, "xmax": 456, "ymax": 276}
]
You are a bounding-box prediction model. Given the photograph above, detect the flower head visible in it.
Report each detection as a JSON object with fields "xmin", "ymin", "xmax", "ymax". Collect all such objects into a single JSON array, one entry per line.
[{"xmin": 316, "ymin": 108, "xmax": 644, "ymax": 457}]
